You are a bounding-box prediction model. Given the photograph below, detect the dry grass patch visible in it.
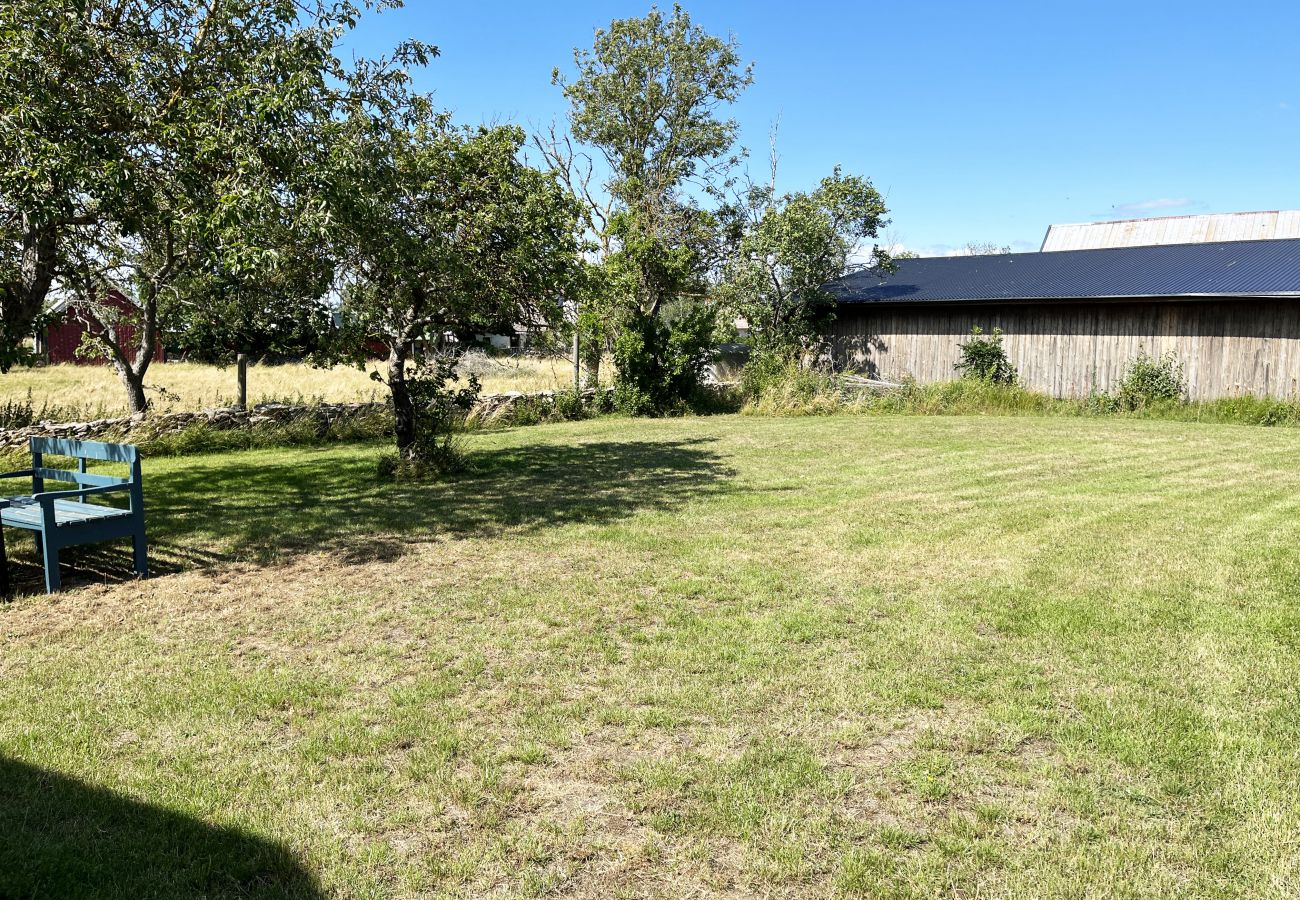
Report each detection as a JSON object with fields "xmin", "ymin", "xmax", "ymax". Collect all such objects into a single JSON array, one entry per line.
[{"xmin": 0, "ymin": 352, "xmax": 603, "ymax": 419}]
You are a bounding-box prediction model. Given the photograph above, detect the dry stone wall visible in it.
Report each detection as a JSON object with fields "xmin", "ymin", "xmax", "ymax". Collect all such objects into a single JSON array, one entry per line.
[{"xmin": 0, "ymin": 388, "xmax": 617, "ymax": 450}]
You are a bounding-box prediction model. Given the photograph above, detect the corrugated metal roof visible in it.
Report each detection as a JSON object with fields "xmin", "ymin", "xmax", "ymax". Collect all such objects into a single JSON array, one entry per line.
[
  {"xmin": 826, "ymin": 239, "xmax": 1300, "ymax": 305},
  {"xmin": 1041, "ymin": 210, "xmax": 1300, "ymax": 251}
]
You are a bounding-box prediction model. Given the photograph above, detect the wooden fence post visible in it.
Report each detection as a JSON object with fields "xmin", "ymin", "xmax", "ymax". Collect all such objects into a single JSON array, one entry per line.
[
  {"xmin": 573, "ymin": 329, "xmax": 581, "ymax": 392},
  {"xmin": 236, "ymin": 353, "xmax": 248, "ymax": 410}
]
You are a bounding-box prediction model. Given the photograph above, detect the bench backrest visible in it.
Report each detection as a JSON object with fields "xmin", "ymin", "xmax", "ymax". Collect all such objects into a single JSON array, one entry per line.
[
  {"xmin": 28, "ymin": 437, "xmax": 142, "ymax": 507},
  {"xmin": 30, "ymin": 437, "xmax": 138, "ymax": 463}
]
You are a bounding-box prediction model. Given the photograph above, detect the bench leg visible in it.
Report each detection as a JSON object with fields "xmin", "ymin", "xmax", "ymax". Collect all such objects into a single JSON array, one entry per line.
[
  {"xmin": 132, "ymin": 531, "xmax": 148, "ymax": 578},
  {"xmin": 41, "ymin": 539, "xmax": 60, "ymax": 593}
]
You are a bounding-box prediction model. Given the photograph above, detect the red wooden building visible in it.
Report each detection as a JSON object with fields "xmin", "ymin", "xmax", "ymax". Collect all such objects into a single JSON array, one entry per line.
[{"xmin": 37, "ymin": 290, "xmax": 165, "ymax": 365}]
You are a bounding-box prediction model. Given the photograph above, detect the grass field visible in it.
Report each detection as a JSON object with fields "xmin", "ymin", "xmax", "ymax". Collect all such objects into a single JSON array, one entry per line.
[
  {"xmin": 0, "ymin": 353, "xmax": 592, "ymax": 419},
  {"xmin": 3, "ymin": 414, "xmax": 1300, "ymax": 897}
]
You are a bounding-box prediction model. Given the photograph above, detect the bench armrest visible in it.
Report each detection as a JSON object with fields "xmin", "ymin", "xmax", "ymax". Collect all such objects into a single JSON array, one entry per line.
[
  {"xmin": 33, "ymin": 482, "xmax": 132, "ymax": 503},
  {"xmin": 0, "ymin": 469, "xmax": 35, "ymax": 480}
]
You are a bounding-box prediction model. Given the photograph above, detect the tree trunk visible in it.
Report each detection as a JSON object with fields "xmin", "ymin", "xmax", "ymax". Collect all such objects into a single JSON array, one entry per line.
[
  {"xmin": 0, "ymin": 218, "xmax": 60, "ymax": 372},
  {"xmin": 387, "ymin": 342, "xmax": 415, "ymax": 457},
  {"xmin": 582, "ymin": 336, "xmax": 603, "ymax": 389},
  {"xmin": 115, "ymin": 362, "xmax": 149, "ymax": 415},
  {"xmin": 88, "ymin": 287, "xmax": 159, "ymax": 415},
  {"xmin": 572, "ymin": 328, "xmax": 581, "ymax": 392}
]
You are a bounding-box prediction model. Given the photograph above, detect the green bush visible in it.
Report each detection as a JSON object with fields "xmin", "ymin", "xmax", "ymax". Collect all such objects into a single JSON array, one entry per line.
[
  {"xmin": 474, "ymin": 389, "xmax": 601, "ymax": 429},
  {"xmin": 955, "ymin": 326, "xmax": 1017, "ymax": 384},
  {"xmin": 393, "ymin": 358, "xmax": 480, "ymax": 476},
  {"xmin": 738, "ymin": 349, "xmax": 798, "ymax": 400},
  {"xmin": 1117, "ymin": 350, "xmax": 1184, "ymax": 409},
  {"xmin": 740, "ymin": 359, "xmax": 846, "ymax": 416},
  {"xmin": 612, "ymin": 306, "xmax": 716, "ymax": 416},
  {"xmin": 550, "ymin": 388, "xmax": 589, "ymax": 422}
]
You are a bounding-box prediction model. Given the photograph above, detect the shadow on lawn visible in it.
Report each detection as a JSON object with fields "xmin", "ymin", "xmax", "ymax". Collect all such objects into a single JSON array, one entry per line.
[
  {"xmin": 0, "ymin": 756, "xmax": 321, "ymax": 899},
  {"xmin": 3, "ymin": 437, "xmax": 736, "ymax": 590}
]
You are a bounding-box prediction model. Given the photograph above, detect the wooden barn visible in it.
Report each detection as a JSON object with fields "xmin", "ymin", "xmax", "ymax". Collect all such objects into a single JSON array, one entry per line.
[
  {"xmin": 824, "ymin": 235, "xmax": 1300, "ymax": 401},
  {"xmin": 35, "ymin": 290, "xmax": 165, "ymax": 365}
]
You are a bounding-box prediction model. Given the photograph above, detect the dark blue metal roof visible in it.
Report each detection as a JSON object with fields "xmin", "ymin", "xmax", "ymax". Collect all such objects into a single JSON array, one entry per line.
[{"xmin": 826, "ymin": 238, "xmax": 1300, "ymax": 304}]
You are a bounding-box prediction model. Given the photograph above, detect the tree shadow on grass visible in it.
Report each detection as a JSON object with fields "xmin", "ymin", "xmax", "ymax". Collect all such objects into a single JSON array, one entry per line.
[
  {"xmin": 0, "ymin": 756, "xmax": 321, "ymax": 899},
  {"xmin": 2, "ymin": 437, "xmax": 737, "ymax": 590}
]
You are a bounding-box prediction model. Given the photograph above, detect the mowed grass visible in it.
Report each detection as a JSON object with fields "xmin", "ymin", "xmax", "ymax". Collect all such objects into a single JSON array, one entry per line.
[
  {"xmin": 0, "ymin": 354, "xmax": 589, "ymax": 418},
  {"xmin": 3, "ymin": 414, "xmax": 1300, "ymax": 897}
]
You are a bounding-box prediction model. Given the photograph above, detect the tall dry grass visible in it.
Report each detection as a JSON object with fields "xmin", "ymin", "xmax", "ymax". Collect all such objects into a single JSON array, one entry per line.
[{"xmin": 0, "ymin": 352, "xmax": 607, "ymax": 419}]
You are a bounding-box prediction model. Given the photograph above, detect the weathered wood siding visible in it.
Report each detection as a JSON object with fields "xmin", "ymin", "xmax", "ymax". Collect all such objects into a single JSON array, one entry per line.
[{"xmin": 830, "ymin": 299, "xmax": 1300, "ymax": 400}]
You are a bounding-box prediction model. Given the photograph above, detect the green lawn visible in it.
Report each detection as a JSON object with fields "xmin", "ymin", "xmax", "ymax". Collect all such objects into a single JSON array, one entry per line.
[{"xmin": 2, "ymin": 414, "xmax": 1299, "ymax": 898}]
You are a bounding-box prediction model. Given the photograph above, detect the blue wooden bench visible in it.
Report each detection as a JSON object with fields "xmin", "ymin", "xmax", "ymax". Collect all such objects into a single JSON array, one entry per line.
[{"xmin": 0, "ymin": 438, "xmax": 147, "ymax": 592}]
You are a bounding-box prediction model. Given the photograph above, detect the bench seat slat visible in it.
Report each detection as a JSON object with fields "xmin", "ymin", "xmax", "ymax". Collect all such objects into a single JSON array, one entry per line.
[{"xmin": 1, "ymin": 498, "xmax": 132, "ymax": 529}]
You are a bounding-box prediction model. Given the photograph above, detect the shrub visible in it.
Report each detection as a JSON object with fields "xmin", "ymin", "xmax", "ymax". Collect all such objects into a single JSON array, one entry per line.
[
  {"xmin": 387, "ymin": 358, "xmax": 479, "ymax": 477},
  {"xmin": 550, "ymin": 388, "xmax": 589, "ymax": 422},
  {"xmin": 955, "ymin": 327, "xmax": 1017, "ymax": 384},
  {"xmin": 471, "ymin": 388, "xmax": 600, "ymax": 428},
  {"xmin": 740, "ymin": 357, "xmax": 846, "ymax": 416},
  {"xmin": 1117, "ymin": 350, "xmax": 1184, "ymax": 409},
  {"xmin": 612, "ymin": 306, "xmax": 716, "ymax": 416},
  {"xmin": 739, "ymin": 348, "xmax": 799, "ymax": 401}
]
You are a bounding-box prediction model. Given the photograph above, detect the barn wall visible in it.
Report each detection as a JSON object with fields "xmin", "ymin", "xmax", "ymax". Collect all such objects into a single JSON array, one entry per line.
[
  {"xmin": 43, "ymin": 292, "xmax": 164, "ymax": 365},
  {"xmin": 829, "ymin": 299, "xmax": 1300, "ymax": 400}
]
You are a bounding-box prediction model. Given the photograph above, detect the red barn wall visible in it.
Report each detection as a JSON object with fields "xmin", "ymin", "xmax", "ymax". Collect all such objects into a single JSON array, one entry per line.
[{"xmin": 44, "ymin": 291, "xmax": 165, "ymax": 365}]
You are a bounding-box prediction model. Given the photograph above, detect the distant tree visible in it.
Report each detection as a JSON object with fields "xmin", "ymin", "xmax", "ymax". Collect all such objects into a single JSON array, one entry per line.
[
  {"xmin": 1, "ymin": 0, "xmax": 423, "ymax": 412},
  {"xmin": 0, "ymin": 0, "xmax": 127, "ymax": 371},
  {"xmin": 327, "ymin": 113, "xmax": 580, "ymax": 463},
  {"xmin": 962, "ymin": 241, "xmax": 1012, "ymax": 256},
  {"xmin": 719, "ymin": 166, "xmax": 892, "ymax": 352},
  {"xmin": 553, "ymin": 4, "xmax": 752, "ymax": 413},
  {"xmin": 164, "ymin": 253, "xmax": 337, "ymax": 365},
  {"xmin": 532, "ymin": 125, "xmax": 619, "ymax": 389}
]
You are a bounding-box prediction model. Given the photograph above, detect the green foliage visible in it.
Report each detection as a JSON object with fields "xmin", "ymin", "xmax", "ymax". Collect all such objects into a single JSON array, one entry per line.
[
  {"xmin": 719, "ymin": 168, "xmax": 892, "ymax": 350},
  {"xmin": 556, "ymin": 4, "xmax": 752, "ymax": 206},
  {"xmin": 955, "ymin": 326, "xmax": 1018, "ymax": 384},
  {"xmin": 555, "ymin": 5, "xmax": 749, "ymax": 414},
  {"xmin": 613, "ymin": 306, "xmax": 717, "ymax": 415},
  {"xmin": 1117, "ymin": 350, "xmax": 1185, "ymax": 409},
  {"xmin": 332, "ymin": 121, "xmax": 579, "ymax": 353},
  {"xmin": 165, "ymin": 253, "xmax": 338, "ymax": 365},
  {"xmin": 737, "ymin": 348, "xmax": 841, "ymax": 410},
  {"xmin": 488, "ymin": 390, "xmax": 593, "ymax": 428},
  {"xmin": 550, "ymin": 389, "xmax": 590, "ymax": 422},
  {"xmin": 380, "ymin": 357, "xmax": 479, "ymax": 477},
  {"xmin": 329, "ymin": 116, "xmax": 580, "ymax": 456},
  {"xmin": 1, "ymin": 0, "xmax": 424, "ymax": 395},
  {"xmin": 741, "ymin": 357, "xmax": 844, "ymax": 416},
  {"xmin": 739, "ymin": 349, "xmax": 799, "ymax": 400}
]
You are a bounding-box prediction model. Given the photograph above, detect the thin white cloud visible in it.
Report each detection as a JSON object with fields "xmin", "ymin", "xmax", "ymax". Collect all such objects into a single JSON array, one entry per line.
[
  {"xmin": 1112, "ymin": 198, "xmax": 1194, "ymax": 213},
  {"xmin": 855, "ymin": 239, "xmax": 1036, "ymax": 261}
]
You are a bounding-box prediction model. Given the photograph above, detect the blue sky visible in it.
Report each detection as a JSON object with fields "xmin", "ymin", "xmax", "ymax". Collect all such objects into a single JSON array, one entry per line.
[{"xmin": 342, "ymin": 1, "xmax": 1300, "ymax": 256}]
